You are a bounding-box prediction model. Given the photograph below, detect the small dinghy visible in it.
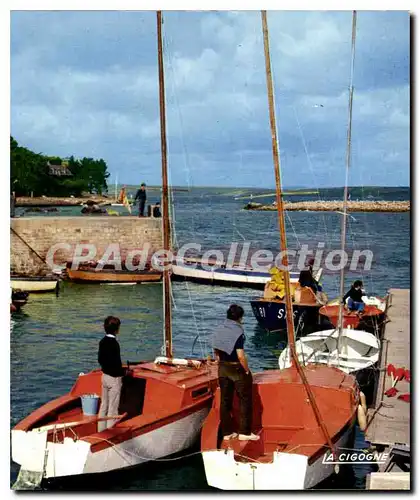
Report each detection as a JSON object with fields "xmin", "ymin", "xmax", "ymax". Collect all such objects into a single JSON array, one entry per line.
[
  {"xmin": 319, "ymin": 296, "xmax": 386, "ymax": 334},
  {"xmin": 11, "ymin": 276, "xmax": 59, "ymax": 293},
  {"xmin": 278, "ymin": 328, "xmax": 380, "ymax": 374}
]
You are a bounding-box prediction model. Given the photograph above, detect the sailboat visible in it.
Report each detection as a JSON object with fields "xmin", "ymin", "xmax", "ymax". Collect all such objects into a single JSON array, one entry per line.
[
  {"xmin": 201, "ymin": 11, "xmax": 359, "ymax": 490},
  {"xmin": 278, "ymin": 10, "xmax": 381, "ymax": 376},
  {"xmin": 11, "ymin": 12, "xmax": 218, "ymax": 488},
  {"xmin": 110, "ymin": 174, "xmax": 132, "ymax": 210}
]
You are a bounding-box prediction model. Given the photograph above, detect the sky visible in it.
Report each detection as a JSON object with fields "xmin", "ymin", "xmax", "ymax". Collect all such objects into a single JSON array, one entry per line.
[{"xmin": 10, "ymin": 10, "xmax": 410, "ymax": 188}]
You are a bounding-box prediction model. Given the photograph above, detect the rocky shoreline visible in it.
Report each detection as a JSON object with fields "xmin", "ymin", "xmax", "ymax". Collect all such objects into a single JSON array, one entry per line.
[
  {"xmin": 15, "ymin": 196, "xmax": 111, "ymax": 207},
  {"xmin": 244, "ymin": 200, "xmax": 410, "ymax": 212}
]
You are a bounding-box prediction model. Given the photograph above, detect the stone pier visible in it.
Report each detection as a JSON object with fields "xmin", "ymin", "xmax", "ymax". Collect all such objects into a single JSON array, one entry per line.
[{"xmin": 10, "ymin": 217, "xmax": 163, "ymax": 276}]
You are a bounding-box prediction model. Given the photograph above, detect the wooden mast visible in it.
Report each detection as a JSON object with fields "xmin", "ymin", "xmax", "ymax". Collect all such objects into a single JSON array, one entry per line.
[
  {"xmin": 261, "ymin": 10, "xmax": 296, "ymax": 360},
  {"xmin": 157, "ymin": 10, "xmax": 172, "ymax": 358},
  {"xmin": 261, "ymin": 10, "xmax": 336, "ymax": 456},
  {"xmin": 337, "ymin": 11, "xmax": 358, "ymax": 349}
]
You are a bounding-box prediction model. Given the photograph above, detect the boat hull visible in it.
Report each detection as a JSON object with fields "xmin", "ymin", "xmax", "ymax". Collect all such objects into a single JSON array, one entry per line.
[
  {"xmin": 278, "ymin": 328, "xmax": 380, "ymax": 374},
  {"xmin": 250, "ymin": 299, "xmax": 321, "ymax": 333},
  {"xmin": 12, "ymin": 407, "xmax": 209, "ymax": 481},
  {"xmin": 171, "ymin": 264, "xmax": 300, "ymax": 290},
  {"xmin": 202, "ymin": 420, "xmax": 355, "ymax": 490},
  {"xmin": 66, "ymin": 268, "xmax": 162, "ymax": 284},
  {"xmin": 11, "ymin": 278, "xmax": 58, "ymax": 293},
  {"xmin": 12, "ymin": 360, "xmax": 219, "ymax": 486},
  {"xmin": 319, "ymin": 303, "xmax": 386, "ymax": 336},
  {"xmin": 200, "ymin": 366, "xmax": 359, "ymax": 490}
]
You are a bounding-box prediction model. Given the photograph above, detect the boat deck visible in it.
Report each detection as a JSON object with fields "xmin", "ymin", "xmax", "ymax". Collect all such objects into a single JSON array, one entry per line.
[{"xmin": 365, "ymin": 289, "xmax": 410, "ymax": 454}]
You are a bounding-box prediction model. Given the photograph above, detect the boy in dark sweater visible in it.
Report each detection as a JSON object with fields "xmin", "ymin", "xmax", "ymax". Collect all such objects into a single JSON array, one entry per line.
[
  {"xmin": 343, "ymin": 280, "xmax": 366, "ymax": 316},
  {"xmin": 98, "ymin": 316, "xmax": 125, "ymax": 431}
]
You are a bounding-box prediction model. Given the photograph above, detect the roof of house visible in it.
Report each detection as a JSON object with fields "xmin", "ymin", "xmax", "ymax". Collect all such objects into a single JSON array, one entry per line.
[{"xmin": 47, "ymin": 161, "xmax": 72, "ymax": 176}]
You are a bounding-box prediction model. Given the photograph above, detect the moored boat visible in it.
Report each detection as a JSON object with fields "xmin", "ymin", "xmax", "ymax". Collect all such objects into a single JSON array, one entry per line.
[
  {"xmin": 171, "ymin": 256, "xmax": 301, "ymax": 289},
  {"xmin": 250, "ymin": 270, "xmax": 326, "ymax": 333},
  {"xmin": 319, "ymin": 297, "xmax": 386, "ymax": 334},
  {"xmin": 278, "ymin": 328, "xmax": 380, "ymax": 374},
  {"xmin": 201, "ymin": 365, "xmax": 359, "ymax": 490},
  {"xmin": 66, "ymin": 262, "xmax": 162, "ymax": 284},
  {"xmin": 12, "ymin": 359, "xmax": 218, "ymax": 485},
  {"xmin": 11, "ymin": 276, "xmax": 59, "ymax": 293}
]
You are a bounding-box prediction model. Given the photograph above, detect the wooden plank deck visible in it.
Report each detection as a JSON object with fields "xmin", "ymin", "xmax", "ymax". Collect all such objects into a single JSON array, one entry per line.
[
  {"xmin": 365, "ymin": 289, "xmax": 410, "ymax": 449},
  {"xmin": 366, "ymin": 472, "xmax": 410, "ymax": 490}
]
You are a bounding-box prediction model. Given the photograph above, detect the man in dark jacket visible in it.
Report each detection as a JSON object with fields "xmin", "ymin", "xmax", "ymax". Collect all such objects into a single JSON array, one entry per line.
[
  {"xmin": 98, "ymin": 316, "xmax": 125, "ymax": 431},
  {"xmin": 211, "ymin": 305, "xmax": 259, "ymax": 442},
  {"xmin": 134, "ymin": 183, "xmax": 147, "ymax": 217}
]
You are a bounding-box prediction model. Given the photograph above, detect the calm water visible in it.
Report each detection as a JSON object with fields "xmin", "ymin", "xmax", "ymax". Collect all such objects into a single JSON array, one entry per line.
[{"xmin": 10, "ymin": 188, "xmax": 410, "ymax": 489}]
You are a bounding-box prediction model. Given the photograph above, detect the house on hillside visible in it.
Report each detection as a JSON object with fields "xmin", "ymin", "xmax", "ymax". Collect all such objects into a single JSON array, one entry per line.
[{"xmin": 47, "ymin": 160, "xmax": 72, "ymax": 176}]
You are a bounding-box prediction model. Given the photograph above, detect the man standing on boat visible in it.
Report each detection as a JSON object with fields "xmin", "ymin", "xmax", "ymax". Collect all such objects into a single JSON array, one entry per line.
[
  {"xmin": 134, "ymin": 182, "xmax": 147, "ymax": 217},
  {"xmin": 98, "ymin": 316, "xmax": 125, "ymax": 431},
  {"xmin": 211, "ymin": 305, "xmax": 259, "ymax": 442}
]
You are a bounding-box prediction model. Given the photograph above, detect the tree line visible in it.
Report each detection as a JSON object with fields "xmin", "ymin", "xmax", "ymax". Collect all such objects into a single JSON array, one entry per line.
[{"xmin": 10, "ymin": 136, "xmax": 110, "ymax": 196}]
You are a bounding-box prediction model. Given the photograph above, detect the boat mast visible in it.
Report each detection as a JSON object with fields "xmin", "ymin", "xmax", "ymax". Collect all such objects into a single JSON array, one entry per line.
[
  {"xmin": 337, "ymin": 11, "xmax": 357, "ymax": 348},
  {"xmin": 157, "ymin": 10, "xmax": 173, "ymax": 357},
  {"xmin": 261, "ymin": 10, "xmax": 336, "ymax": 456},
  {"xmin": 261, "ymin": 11, "xmax": 296, "ymax": 360}
]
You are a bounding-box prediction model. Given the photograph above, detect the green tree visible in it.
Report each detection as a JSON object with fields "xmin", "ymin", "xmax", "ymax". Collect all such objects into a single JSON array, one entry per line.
[{"xmin": 10, "ymin": 136, "xmax": 110, "ymax": 196}]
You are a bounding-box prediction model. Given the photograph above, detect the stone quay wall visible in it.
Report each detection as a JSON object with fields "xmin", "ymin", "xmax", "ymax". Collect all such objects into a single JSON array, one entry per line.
[{"xmin": 10, "ymin": 217, "xmax": 163, "ymax": 276}]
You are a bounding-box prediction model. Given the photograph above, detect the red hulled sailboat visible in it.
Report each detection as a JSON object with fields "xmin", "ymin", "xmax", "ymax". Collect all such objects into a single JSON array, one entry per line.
[
  {"xmin": 200, "ymin": 11, "xmax": 360, "ymax": 490},
  {"xmin": 11, "ymin": 12, "xmax": 218, "ymax": 488}
]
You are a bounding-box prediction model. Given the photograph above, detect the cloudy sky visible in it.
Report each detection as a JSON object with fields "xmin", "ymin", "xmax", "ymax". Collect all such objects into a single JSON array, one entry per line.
[{"xmin": 11, "ymin": 10, "xmax": 410, "ymax": 188}]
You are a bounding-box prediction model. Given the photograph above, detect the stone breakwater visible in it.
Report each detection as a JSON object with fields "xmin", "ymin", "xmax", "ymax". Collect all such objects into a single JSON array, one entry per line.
[{"xmin": 244, "ymin": 200, "xmax": 410, "ymax": 212}]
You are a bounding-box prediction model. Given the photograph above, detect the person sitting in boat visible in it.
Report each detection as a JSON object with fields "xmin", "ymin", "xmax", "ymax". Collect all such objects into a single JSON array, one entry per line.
[
  {"xmin": 298, "ymin": 258, "xmax": 321, "ymax": 294},
  {"xmin": 343, "ymin": 280, "xmax": 366, "ymax": 316},
  {"xmin": 211, "ymin": 305, "xmax": 259, "ymax": 442},
  {"xmin": 98, "ymin": 316, "xmax": 128, "ymax": 431},
  {"xmin": 153, "ymin": 202, "xmax": 161, "ymax": 218}
]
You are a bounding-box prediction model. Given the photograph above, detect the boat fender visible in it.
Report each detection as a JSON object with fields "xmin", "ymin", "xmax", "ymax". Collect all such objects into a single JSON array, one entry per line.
[
  {"xmin": 357, "ymin": 404, "xmax": 367, "ymax": 431},
  {"xmin": 334, "ymin": 464, "xmax": 340, "ymax": 475}
]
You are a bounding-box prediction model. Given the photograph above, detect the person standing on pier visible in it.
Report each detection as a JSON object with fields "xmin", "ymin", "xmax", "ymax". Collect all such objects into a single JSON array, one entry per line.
[
  {"xmin": 98, "ymin": 316, "xmax": 125, "ymax": 431},
  {"xmin": 135, "ymin": 183, "xmax": 147, "ymax": 217},
  {"xmin": 211, "ymin": 305, "xmax": 259, "ymax": 442}
]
